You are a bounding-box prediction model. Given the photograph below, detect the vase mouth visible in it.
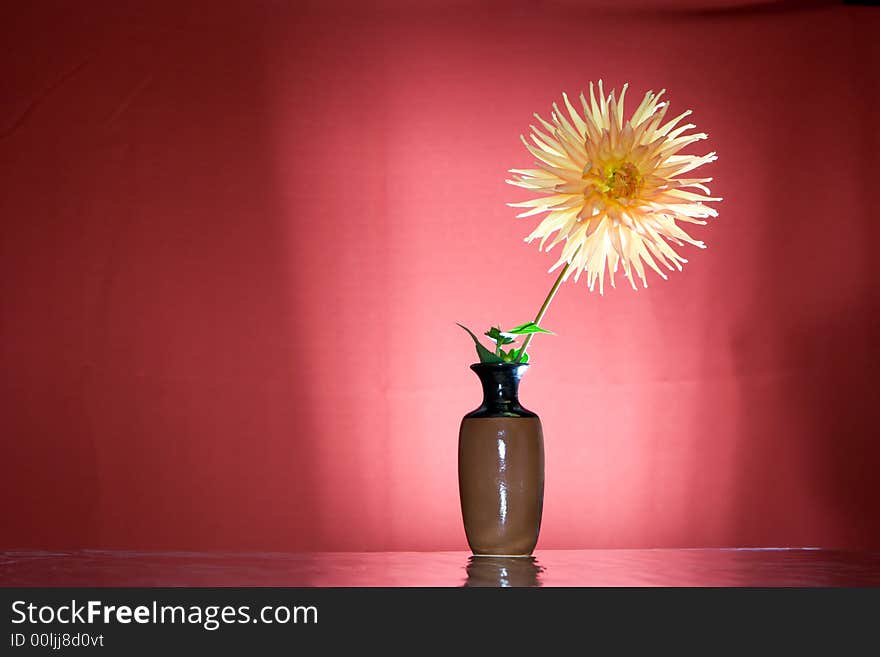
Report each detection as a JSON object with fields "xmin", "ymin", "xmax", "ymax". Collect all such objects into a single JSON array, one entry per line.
[{"xmin": 469, "ymin": 362, "xmax": 530, "ymax": 371}]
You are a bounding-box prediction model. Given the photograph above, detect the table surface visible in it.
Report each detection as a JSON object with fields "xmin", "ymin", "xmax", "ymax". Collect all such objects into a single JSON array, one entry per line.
[{"xmin": 2, "ymin": 549, "xmax": 879, "ymax": 587}]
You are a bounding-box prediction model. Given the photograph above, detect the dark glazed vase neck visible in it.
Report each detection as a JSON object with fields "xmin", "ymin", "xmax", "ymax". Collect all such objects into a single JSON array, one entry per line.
[{"xmin": 466, "ymin": 362, "xmax": 537, "ymax": 418}]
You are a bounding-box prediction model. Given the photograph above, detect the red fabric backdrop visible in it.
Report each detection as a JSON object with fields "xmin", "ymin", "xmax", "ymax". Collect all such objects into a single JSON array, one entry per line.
[{"xmin": 2, "ymin": 0, "xmax": 879, "ymax": 551}]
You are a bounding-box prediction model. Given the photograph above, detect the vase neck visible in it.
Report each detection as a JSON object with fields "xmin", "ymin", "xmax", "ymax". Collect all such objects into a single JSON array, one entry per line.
[{"xmin": 467, "ymin": 363, "xmax": 536, "ymax": 418}]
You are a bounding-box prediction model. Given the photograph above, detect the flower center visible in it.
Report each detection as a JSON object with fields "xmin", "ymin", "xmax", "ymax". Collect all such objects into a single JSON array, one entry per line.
[{"xmin": 603, "ymin": 162, "xmax": 642, "ymax": 200}]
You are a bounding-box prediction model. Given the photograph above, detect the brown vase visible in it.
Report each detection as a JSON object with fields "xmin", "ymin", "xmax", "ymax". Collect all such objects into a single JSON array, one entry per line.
[{"xmin": 458, "ymin": 362, "xmax": 544, "ymax": 557}]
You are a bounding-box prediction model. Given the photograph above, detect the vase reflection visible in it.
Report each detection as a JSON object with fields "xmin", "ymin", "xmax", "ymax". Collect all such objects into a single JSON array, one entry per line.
[{"xmin": 463, "ymin": 556, "xmax": 544, "ymax": 587}]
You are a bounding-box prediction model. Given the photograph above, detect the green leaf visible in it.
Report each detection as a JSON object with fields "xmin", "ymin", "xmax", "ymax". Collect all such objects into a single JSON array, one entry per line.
[
  {"xmin": 508, "ymin": 321, "xmax": 555, "ymax": 336},
  {"xmin": 508, "ymin": 347, "xmax": 530, "ymax": 364},
  {"xmin": 485, "ymin": 326, "xmax": 516, "ymax": 346},
  {"xmin": 457, "ymin": 323, "xmax": 503, "ymax": 363}
]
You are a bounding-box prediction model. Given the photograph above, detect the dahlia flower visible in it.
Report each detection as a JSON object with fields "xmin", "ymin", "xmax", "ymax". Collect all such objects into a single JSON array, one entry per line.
[{"xmin": 507, "ymin": 81, "xmax": 720, "ymax": 294}]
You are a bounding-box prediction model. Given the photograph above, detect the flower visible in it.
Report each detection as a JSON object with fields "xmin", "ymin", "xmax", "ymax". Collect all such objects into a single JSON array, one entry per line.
[{"xmin": 507, "ymin": 81, "xmax": 720, "ymax": 294}]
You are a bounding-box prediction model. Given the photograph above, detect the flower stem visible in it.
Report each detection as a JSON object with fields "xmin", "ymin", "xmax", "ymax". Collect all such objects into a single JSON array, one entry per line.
[{"xmin": 518, "ymin": 261, "xmax": 572, "ymax": 362}]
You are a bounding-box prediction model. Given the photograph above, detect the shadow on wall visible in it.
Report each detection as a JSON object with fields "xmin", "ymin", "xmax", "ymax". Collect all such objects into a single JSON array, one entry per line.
[
  {"xmin": 728, "ymin": 5, "xmax": 880, "ymax": 549},
  {"xmin": 0, "ymin": 3, "xmax": 321, "ymax": 552}
]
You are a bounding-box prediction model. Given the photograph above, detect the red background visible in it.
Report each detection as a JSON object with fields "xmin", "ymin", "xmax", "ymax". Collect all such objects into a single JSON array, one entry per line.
[{"xmin": 2, "ymin": 0, "xmax": 879, "ymax": 552}]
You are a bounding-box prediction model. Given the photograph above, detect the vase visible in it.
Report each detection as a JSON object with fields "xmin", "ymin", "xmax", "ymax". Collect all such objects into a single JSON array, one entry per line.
[{"xmin": 458, "ymin": 362, "xmax": 544, "ymax": 557}]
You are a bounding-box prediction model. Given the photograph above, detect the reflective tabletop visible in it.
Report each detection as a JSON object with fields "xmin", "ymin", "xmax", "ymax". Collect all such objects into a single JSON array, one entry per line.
[{"xmin": 2, "ymin": 549, "xmax": 879, "ymax": 587}]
